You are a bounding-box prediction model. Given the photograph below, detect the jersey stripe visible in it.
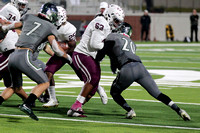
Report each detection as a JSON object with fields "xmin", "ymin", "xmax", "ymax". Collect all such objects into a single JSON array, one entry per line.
[
  {"xmin": 0, "ymin": 54, "xmax": 10, "ymax": 71},
  {"xmin": 74, "ymin": 55, "xmax": 91, "ymax": 82},
  {"xmin": 26, "ymin": 50, "xmax": 42, "ymax": 71}
]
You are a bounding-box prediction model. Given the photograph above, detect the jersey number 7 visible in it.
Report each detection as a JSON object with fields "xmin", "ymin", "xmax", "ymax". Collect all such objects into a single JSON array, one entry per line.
[{"xmin": 26, "ymin": 22, "xmax": 41, "ymax": 36}]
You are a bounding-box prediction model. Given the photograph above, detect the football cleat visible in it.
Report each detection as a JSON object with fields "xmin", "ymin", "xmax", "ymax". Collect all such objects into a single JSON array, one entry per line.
[
  {"xmin": 178, "ymin": 109, "xmax": 191, "ymax": 121},
  {"xmin": 42, "ymin": 99, "xmax": 59, "ymax": 108},
  {"xmin": 126, "ymin": 109, "xmax": 136, "ymax": 119},
  {"xmin": 19, "ymin": 104, "xmax": 38, "ymax": 121},
  {"xmin": 97, "ymin": 86, "xmax": 108, "ymax": 105},
  {"xmin": 38, "ymin": 94, "xmax": 49, "ymax": 103},
  {"xmin": 67, "ymin": 108, "xmax": 87, "ymax": 117}
]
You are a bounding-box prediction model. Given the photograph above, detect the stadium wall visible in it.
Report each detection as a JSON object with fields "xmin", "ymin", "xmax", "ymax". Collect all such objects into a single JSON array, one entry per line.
[
  {"xmin": 68, "ymin": 15, "xmax": 141, "ymax": 41},
  {"xmin": 68, "ymin": 13, "xmax": 199, "ymax": 42},
  {"xmin": 150, "ymin": 13, "xmax": 197, "ymax": 42}
]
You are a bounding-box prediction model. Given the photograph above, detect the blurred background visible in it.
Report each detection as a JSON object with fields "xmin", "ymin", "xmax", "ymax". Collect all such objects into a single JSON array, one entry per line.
[{"xmin": 1, "ymin": 0, "xmax": 200, "ymax": 42}]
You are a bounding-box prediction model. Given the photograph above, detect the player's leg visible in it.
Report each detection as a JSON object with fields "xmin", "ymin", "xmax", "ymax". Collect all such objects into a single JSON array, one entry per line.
[
  {"xmin": 14, "ymin": 87, "xmax": 28, "ymax": 101},
  {"xmin": 42, "ymin": 55, "xmax": 67, "ymax": 107},
  {"xmin": 0, "ymin": 87, "xmax": 14, "ymax": 105},
  {"xmin": 36, "ymin": 59, "xmax": 49, "ymax": 103},
  {"xmin": 70, "ymin": 61, "xmax": 103, "ymax": 105},
  {"xmin": 8, "ymin": 53, "xmax": 38, "ymax": 121},
  {"xmin": 96, "ymin": 85, "xmax": 108, "ymax": 104},
  {"xmin": 110, "ymin": 63, "xmax": 137, "ymax": 118},
  {"xmin": 0, "ymin": 51, "xmax": 14, "ymax": 104},
  {"xmin": 22, "ymin": 56, "xmax": 49, "ymax": 104},
  {"xmin": 0, "ymin": 49, "xmax": 29, "ymax": 104},
  {"xmin": 0, "ymin": 71, "xmax": 15, "ymax": 105},
  {"xmin": 0, "ymin": 73, "xmax": 28, "ymax": 106},
  {"xmin": 42, "ymin": 72, "xmax": 59, "ymax": 107},
  {"xmin": 71, "ymin": 60, "xmax": 107, "ymax": 105},
  {"xmin": 136, "ymin": 63, "xmax": 190, "ymax": 121},
  {"xmin": 10, "ymin": 49, "xmax": 49, "ymax": 120},
  {"xmin": 67, "ymin": 52, "xmax": 100, "ymax": 117}
]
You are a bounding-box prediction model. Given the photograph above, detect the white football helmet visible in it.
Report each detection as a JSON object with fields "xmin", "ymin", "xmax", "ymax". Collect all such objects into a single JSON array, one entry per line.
[
  {"xmin": 11, "ymin": 0, "xmax": 29, "ymax": 16},
  {"xmin": 103, "ymin": 4, "xmax": 125, "ymax": 30},
  {"xmin": 56, "ymin": 6, "xmax": 67, "ymax": 26}
]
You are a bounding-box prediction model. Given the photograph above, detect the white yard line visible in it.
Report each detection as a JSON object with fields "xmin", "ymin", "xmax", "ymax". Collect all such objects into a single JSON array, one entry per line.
[
  {"xmin": 137, "ymin": 44, "xmax": 200, "ymax": 47},
  {"xmin": 0, "ymin": 114, "xmax": 199, "ymax": 131},
  {"xmin": 56, "ymin": 94, "xmax": 200, "ymax": 106}
]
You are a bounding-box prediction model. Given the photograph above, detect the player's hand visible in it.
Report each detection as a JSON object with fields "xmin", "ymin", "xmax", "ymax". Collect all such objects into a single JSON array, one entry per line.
[{"xmin": 66, "ymin": 54, "xmax": 72, "ymax": 64}]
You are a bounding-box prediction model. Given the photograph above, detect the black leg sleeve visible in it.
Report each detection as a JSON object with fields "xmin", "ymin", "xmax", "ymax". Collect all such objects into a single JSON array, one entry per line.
[{"xmin": 110, "ymin": 82, "xmax": 132, "ymax": 112}]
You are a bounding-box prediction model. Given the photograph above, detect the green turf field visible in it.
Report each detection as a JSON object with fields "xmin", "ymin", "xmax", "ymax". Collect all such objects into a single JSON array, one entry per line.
[{"xmin": 0, "ymin": 42, "xmax": 200, "ymax": 133}]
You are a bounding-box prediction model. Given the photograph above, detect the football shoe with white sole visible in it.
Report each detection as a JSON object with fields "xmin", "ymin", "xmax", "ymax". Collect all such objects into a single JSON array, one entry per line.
[
  {"xmin": 126, "ymin": 109, "xmax": 136, "ymax": 119},
  {"xmin": 97, "ymin": 86, "xmax": 108, "ymax": 104},
  {"xmin": 178, "ymin": 109, "xmax": 191, "ymax": 121},
  {"xmin": 42, "ymin": 99, "xmax": 59, "ymax": 108}
]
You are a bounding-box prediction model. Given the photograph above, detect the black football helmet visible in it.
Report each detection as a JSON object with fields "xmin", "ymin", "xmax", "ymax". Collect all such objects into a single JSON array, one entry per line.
[
  {"xmin": 119, "ymin": 22, "xmax": 133, "ymax": 37},
  {"xmin": 38, "ymin": 2, "xmax": 58, "ymax": 24}
]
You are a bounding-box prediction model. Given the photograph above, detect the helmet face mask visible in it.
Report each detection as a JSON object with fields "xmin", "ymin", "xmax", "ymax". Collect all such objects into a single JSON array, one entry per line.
[
  {"xmin": 11, "ymin": 0, "xmax": 29, "ymax": 15},
  {"xmin": 112, "ymin": 18, "xmax": 123, "ymax": 31},
  {"xmin": 118, "ymin": 22, "xmax": 133, "ymax": 37},
  {"xmin": 56, "ymin": 6, "xmax": 67, "ymax": 27},
  {"xmin": 103, "ymin": 4, "xmax": 125, "ymax": 30},
  {"xmin": 39, "ymin": 3, "xmax": 58, "ymax": 24}
]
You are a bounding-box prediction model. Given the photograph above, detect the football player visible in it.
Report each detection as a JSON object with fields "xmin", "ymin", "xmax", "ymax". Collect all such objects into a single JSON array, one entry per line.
[
  {"xmin": 0, "ymin": 2, "xmax": 71, "ymax": 121},
  {"xmin": 42, "ymin": 6, "xmax": 77, "ymax": 107},
  {"xmin": 42, "ymin": 6, "xmax": 108, "ymax": 108},
  {"xmin": 0, "ymin": 0, "xmax": 29, "ymax": 105},
  {"xmin": 67, "ymin": 4, "xmax": 125, "ymax": 117},
  {"xmin": 95, "ymin": 22, "xmax": 191, "ymax": 121}
]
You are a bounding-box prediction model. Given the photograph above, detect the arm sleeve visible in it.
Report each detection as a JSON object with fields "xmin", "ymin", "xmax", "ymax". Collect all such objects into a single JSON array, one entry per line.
[
  {"xmin": 51, "ymin": 39, "xmax": 64, "ymax": 57},
  {"xmin": 110, "ymin": 56, "xmax": 117, "ymax": 74},
  {"xmin": 90, "ymin": 30, "xmax": 105, "ymax": 50},
  {"xmin": 95, "ymin": 40, "xmax": 114, "ymax": 62}
]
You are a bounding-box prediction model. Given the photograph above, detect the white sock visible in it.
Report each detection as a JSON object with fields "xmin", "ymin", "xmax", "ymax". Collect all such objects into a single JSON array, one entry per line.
[
  {"xmin": 76, "ymin": 95, "xmax": 85, "ymax": 104},
  {"xmin": 168, "ymin": 101, "xmax": 174, "ymax": 106},
  {"xmin": 48, "ymin": 86, "xmax": 56, "ymax": 101}
]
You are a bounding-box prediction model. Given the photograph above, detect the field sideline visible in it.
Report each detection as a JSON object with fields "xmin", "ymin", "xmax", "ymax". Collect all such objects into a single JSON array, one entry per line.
[{"xmin": 0, "ymin": 42, "xmax": 200, "ymax": 133}]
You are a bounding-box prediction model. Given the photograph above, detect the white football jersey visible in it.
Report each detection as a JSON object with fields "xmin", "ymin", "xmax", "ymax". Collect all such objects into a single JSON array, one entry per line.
[
  {"xmin": 0, "ymin": 3, "xmax": 21, "ymax": 53},
  {"xmin": 0, "ymin": 3, "xmax": 21, "ymax": 22},
  {"xmin": 0, "ymin": 30, "xmax": 18, "ymax": 53},
  {"xmin": 57, "ymin": 21, "xmax": 77, "ymax": 42},
  {"xmin": 75, "ymin": 16, "xmax": 111, "ymax": 59}
]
